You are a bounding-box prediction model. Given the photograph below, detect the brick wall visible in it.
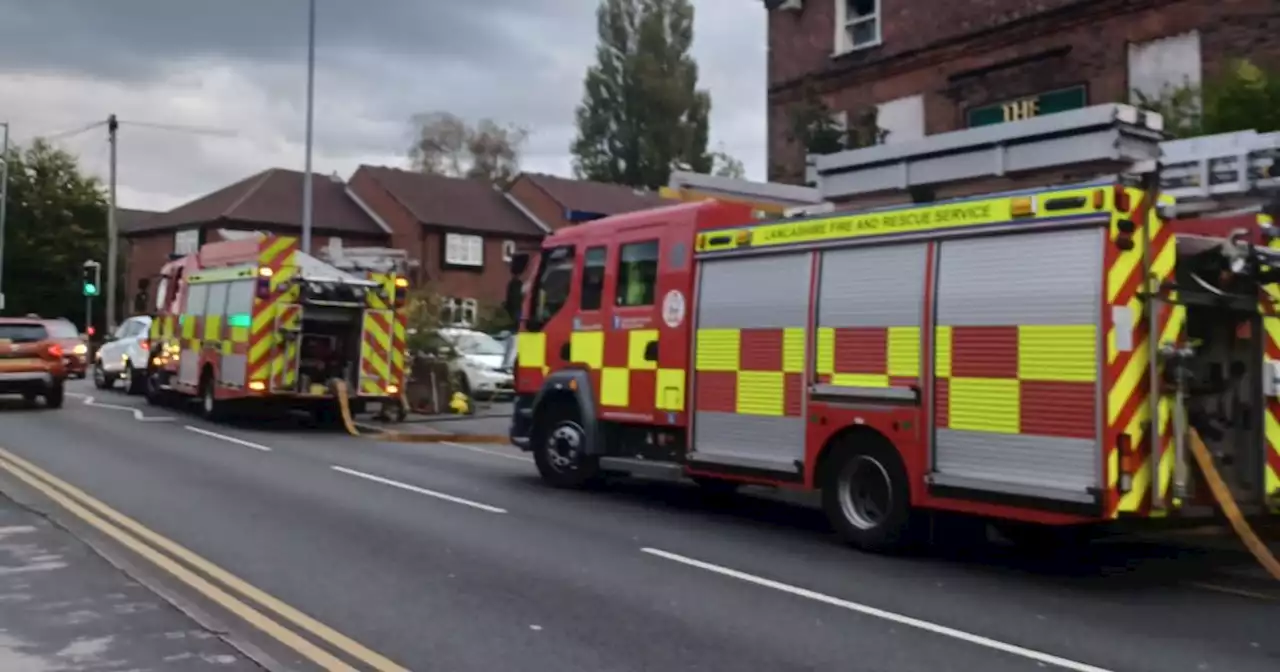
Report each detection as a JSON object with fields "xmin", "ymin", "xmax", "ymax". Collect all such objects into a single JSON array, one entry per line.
[
  {"xmin": 507, "ymin": 177, "xmax": 570, "ymax": 230},
  {"xmin": 349, "ymin": 169, "xmax": 537, "ymax": 306},
  {"xmin": 767, "ymin": 0, "xmax": 1280, "ymax": 182}
]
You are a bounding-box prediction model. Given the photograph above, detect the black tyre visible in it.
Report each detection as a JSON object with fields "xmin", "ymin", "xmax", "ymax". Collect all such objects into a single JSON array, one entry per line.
[
  {"xmin": 821, "ymin": 437, "xmax": 917, "ymax": 553},
  {"xmin": 145, "ymin": 369, "xmax": 168, "ymax": 407},
  {"xmin": 44, "ymin": 382, "xmax": 65, "ymax": 409},
  {"xmin": 124, "ymin": 361, "xmax": 146, "ymax": 395},
  {"xmin": 198, "ymin": 371, "xmax": 222, "ymax": 421},
  {"xmin": 532, "ymin": 402, "xmax": 600, "ymax": 489},
  {"xmin": 92, "ymin": 362, "xmax": 115, "ymax": 390}
]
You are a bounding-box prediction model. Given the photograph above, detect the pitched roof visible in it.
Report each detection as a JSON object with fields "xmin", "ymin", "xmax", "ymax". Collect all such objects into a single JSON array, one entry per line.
[
  {"xmin": 519, "ymin": 172, "xmax": 668, "ymax": 216},
  {"xmin": 124, "ymin": 168, "xmax": 386, "ymax": 237},
  {"xmin": 355, "ymin": 165, "xmax": 544, "ymax": 237},
  {"xmin": 116, "ymin": 207, "xmax": 161, "ymax": 234}
]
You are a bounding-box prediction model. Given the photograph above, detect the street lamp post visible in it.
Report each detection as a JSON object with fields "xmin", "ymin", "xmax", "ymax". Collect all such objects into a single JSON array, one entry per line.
[
  {"xmin": 0, "ymin": 121, "xmax": 9, "ymax": 312},
  {"xmin": 301, "ymin": 0, "xmax": 316, "ymax": 254}
]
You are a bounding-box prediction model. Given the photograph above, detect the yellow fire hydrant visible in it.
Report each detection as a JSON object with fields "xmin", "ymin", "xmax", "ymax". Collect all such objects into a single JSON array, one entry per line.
[{"xmin": 449, "ymin": 391, "xmax": 472, "ymax": 415}]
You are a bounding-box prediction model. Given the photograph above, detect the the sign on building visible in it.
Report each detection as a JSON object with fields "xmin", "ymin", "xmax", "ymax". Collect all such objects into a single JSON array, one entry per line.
[{"xmin": 966, "ymin": 85, "xmax": 1088, "ymax": 128}]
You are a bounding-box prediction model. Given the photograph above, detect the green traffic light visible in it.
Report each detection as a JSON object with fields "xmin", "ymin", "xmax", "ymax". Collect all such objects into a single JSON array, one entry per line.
[{"xmin": 83, "ymin": 283, "xmax": 98, "ymax": 296}]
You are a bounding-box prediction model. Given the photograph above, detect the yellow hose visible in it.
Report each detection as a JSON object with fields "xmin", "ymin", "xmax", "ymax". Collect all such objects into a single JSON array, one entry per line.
[
  {"xmin": 1188, "ymin": 429, "xmax": 1280, "ymax": 581},
  {"xmin": 328, "ymin": 378, "xmax": 510, "ymax": 445}
]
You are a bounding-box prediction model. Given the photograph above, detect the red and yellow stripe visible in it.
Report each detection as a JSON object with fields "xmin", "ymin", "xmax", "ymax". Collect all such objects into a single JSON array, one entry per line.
[
  {"xmin": 1104, "ymin": 189, "xmax": 1183, "ymax": 517},
  {"xmin": 247, "ymin": 236, "xmax": 301, "ymax": 386},
  {"xmin": 1259, "ymin": 215, "xmax": 1280, "ymax": 512}
]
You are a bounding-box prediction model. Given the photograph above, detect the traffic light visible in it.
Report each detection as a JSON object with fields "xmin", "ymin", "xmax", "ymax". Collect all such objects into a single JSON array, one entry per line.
[{"xmin": 82, "ymin": 261, "xmax": 101, "ymax": 297}]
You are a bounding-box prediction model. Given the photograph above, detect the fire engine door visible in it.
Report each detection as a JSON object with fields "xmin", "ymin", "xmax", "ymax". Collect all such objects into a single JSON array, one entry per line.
[
  {"xmin": 271, "ymin": 303, "xmax": 303, "ymax": 392},
  {"xmin": 690, "ymin": 252, "xmax": 812, "ymax": 475},
  {"xmin": 357, "ymin": 309, "xmax": 396, "ymax": 396}
]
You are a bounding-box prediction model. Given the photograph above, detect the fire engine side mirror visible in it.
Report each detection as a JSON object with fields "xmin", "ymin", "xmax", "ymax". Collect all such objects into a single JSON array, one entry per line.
[{"xmin": 509, "ymin": 252, "xmax": 529, "ymax": 277}]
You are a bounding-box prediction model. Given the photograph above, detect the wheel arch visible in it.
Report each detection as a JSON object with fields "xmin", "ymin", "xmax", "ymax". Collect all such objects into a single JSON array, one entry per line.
[
  {"xmin": 531, "ymin": 368, "xmax": 601, "ymax": 455},
  {"xmin": 813, "ymin": 423, "xmax": 902, "ymax": 491}
]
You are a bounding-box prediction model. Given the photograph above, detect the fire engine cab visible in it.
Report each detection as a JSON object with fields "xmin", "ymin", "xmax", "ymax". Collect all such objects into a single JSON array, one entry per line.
[{"xmin": 509, "ymin": 104, "xmax": 1280, "ymax": 552}]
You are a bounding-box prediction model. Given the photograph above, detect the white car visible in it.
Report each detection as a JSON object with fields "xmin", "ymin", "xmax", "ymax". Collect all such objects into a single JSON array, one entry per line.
[
  {"xmin": 93, "ymin": 315, "xmax": 153, "ymax": 395},
  {"xmin": 438, "ymin": 328, "xmax": 514, "ymax": 400}
]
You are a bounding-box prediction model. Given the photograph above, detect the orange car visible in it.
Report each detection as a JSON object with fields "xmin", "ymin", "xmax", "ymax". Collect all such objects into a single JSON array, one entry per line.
[
  {"xmin": 0, "ymin": 317, "xmax": 68, "ymax": 408},
  {"xmin": 41, "ymin": 318, "xmax": 89, "ymax": 379}
]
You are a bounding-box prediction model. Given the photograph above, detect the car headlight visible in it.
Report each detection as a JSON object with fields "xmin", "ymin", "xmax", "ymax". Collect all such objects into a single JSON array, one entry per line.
[{"xmin": 73, "ymin": 343, "xmax": 87, "ymax": 355}]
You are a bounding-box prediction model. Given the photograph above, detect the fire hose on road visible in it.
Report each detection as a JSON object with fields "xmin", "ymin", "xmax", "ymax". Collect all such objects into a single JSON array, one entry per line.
[{"xmin": 329, "ymin": 379, "xmax": 511, "ymax": 445}]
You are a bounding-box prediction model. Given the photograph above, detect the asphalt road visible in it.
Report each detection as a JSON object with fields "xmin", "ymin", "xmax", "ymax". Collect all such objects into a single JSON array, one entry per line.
[{"xmin": 0, "ymin": 379, "xmax": 1275, "ymax": 672}]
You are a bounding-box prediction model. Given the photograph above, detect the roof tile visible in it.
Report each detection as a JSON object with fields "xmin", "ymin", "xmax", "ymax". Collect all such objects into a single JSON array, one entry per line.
[
  {"xmin": 521, "ymin": 172, "xmax": 668, "ymax": 216},
  {"xmin": 124, "ymin": 169, "xmax": 385, "ymax": 237},
  {"xmin": 356, "ymin": 165, "xmax": 544, "ymax": 237}
]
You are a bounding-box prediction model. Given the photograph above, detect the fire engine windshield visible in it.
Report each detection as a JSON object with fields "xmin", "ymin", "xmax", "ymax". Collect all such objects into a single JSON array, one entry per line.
[{"xmin": 528, "ymin": 245, "xmax": 574, "ymax": 330}]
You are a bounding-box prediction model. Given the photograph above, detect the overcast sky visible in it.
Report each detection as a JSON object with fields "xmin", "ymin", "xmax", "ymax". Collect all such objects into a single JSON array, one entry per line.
[{"xmin": 0, "ymin": 0, "xmax": 766, "ymax": 212}]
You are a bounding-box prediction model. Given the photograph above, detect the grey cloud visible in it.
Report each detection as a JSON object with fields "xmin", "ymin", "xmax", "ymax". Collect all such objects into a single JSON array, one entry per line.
[{"xmin": 0, "ymin": 0, "xmax": 767, "ymax": 211}]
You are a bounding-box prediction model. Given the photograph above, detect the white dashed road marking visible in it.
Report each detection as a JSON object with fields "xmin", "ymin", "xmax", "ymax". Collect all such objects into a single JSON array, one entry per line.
[{"xmin": 641, "ymin": 547, "xmax": 1115, "ymax": 672}]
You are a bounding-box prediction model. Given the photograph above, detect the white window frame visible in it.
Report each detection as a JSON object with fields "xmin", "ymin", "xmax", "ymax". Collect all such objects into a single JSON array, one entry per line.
[
  {"xmin": 174, "ymin": 229, "xmax": 200, "ymax": 256},
  {"xmin": 445, "ymin": 233, "xmax": 484, "ymax": 267},
  {"xmin": 833, "ymin": 0, "xmax": 882, "ymax": 55},
  {"xmin": 440, "ymin": 297, "xmax": 479, "ymax": 327}
]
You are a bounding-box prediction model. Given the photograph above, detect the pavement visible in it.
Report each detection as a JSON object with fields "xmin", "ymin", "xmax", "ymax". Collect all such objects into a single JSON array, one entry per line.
[
  {"xmin": 0, "ymin": 485, "xmax": 260, "ymax": 671},
  {"xmin": 0, "ymin": 379, "xmax": 1275, "ymax": 672}
]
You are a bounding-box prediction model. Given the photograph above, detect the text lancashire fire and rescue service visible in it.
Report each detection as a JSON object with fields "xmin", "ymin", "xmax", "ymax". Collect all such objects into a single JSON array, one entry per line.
[{"xmin": 751, "ymin": 201, "xmax": 998, "ymax": 247}]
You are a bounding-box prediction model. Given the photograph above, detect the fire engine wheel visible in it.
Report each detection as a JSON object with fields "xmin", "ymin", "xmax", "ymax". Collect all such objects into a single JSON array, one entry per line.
[
  {"xmin": 199, "ymin": 373, "xmax": 223, "ymax": 421},
  {"xmin": 533, "ymin": 406, "xmax": 600, "ymax": 489},
  {"xmin": 821, "ymin": 442, "xmax": 915, "ymax": 554}
]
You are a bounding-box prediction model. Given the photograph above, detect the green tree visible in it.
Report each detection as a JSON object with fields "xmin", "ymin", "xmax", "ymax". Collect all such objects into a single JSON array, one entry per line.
[
  {"xmin": 572, "ymin": 0, "xmax": 729, "ymax": 189},
  {"xmin": 1, "ymin": 140, "xmax": 108, "ymax": 328},
  {"xmin": 1133, "ymin": 59, "xmax": 1280, "ymax": 139}
]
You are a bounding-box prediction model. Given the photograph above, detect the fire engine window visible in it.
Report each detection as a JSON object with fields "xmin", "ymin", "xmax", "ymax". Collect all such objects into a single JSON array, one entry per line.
[
  {"xmin": 184, "ymin": 283, "xmax": 208, "ymax": 316},
  {"xmin": 225, "ymin": 280, "xmax": 255, "ymax": 321},
  {"xmin": 533, "ymin": 246, "xmax": 574, "ymax": 325},
  {"xmin": 153, "ymin": 277, "xmax": 170, "ymax": 313},
  {"xmin": 580, "ymin": 246, "xmax": 607, "ymax": 311},
  {"xmin": 617, "ymin": 240, "xmax": 659, "ymax": 307},
  {"xmin": 205, "ymin": 282, "xmax": 229, "ymax": 316}
]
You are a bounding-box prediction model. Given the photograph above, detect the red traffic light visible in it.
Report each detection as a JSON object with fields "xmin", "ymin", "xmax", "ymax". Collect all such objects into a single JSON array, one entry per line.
[{"xmin": 86, "ymin": 326, "xmax": 96, "ymax": 336}]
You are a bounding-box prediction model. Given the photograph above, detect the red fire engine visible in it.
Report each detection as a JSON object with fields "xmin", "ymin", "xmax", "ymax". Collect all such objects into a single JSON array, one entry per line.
[
  {"xmin": 143, "ymin": 235, "xmax": 410, "ymax": 420},
  {"xmin": 508, "ymin": 105, "xmax": 1280, "ymax": 552}
]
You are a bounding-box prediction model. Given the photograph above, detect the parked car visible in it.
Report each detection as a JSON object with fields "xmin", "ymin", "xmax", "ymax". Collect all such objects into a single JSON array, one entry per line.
[
  {"xmin": 93, "ymin": 315, "xmax": 152, "ymax": 394},
  {"xmin": 41, "ymin": 318, "xmax": 88, "ymax": 379},
  {"xmin": 0, "ymin": 317, "xmax": 68, "ymax": 408},
  {"xmin": 438, "ymin": 327, "xmax": 514, "ymax": 400}
]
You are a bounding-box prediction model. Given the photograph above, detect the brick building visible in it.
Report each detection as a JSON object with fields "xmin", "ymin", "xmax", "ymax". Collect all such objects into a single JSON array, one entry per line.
[
  {"xmin": 766, "ymin": 0, "xmax": 1280, "ymax": 185},
  {"xmin": 123, "ymin": 166, "xmax": 670, "ymax": 327},
  {"xmin": 507, "ymin": 172, "xmax": 668, "ymax": 231},
  {"xmin": 121, "ymin": 169, "xmax": 389, "ymax": 315}
]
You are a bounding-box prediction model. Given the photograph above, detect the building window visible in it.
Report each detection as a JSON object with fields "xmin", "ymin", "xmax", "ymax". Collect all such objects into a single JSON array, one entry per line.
[
  {"xmin": 877, "ymin": 95, "xmax": 924, "ymax": 144},
  {"xmin": 441, "ymin": 297, "xmax": 479, "ymax": 326},
  {"xmin": 1128, "ymin": 31, "xmax": 1202, "ymax": 111},
  {"xmin": 174, "ymin": 229, "xmax": 200, "ymax": 256},
  {"xmin": 445, "ymin": 233, "xmax": 483, "ymax": 267},
  {"xmin": 834, "ymin": 0, "xmax": 880, "ymax": 54},
  {"xmin": 616, "ymin": 240, "xmax": 659, "ymax": 307},
  {"xmin": 502, "ymin": 240, "xmax": 516, "ymax": 263}
]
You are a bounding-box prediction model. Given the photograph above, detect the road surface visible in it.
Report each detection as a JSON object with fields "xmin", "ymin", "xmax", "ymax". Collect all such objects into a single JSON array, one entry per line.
[{"xmin": 0, "ymin": 379, "xmax": 1274, "ymax": 672}]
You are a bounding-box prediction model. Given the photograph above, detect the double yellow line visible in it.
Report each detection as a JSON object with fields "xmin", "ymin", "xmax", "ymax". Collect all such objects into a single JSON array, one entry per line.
[{"xmin": 0, "ymin": 446, "xmax": 408, "ymax": 672}]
